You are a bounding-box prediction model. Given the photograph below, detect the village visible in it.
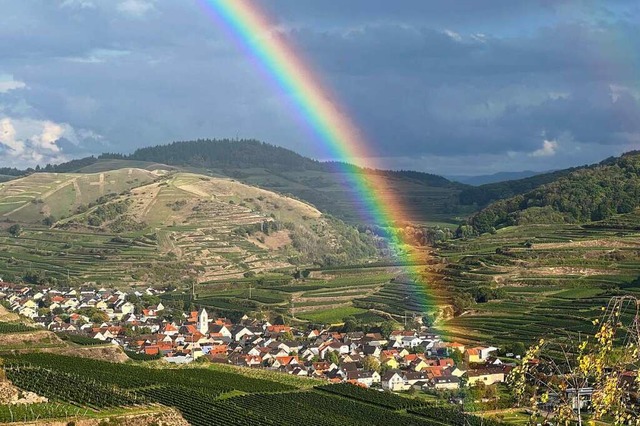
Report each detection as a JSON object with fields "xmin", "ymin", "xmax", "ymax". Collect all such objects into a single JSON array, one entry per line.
[{"xmin": 1, "ymin": 281, "xmax": 515, "ymax": 396}]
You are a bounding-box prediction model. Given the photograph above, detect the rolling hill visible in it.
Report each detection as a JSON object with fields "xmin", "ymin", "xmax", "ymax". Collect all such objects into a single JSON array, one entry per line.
[{"xmin": 0, "ymin": 169, "xmax": 378, "ymax": 286}]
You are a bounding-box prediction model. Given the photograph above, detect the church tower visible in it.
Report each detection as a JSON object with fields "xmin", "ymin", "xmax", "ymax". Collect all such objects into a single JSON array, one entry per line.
[{"xmin": 197, "ymin": 308, "xmax": 209, "ymax": 334}]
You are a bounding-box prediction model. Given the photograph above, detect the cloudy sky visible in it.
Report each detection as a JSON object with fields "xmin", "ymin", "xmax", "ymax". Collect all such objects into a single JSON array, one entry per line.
[{"xmin": 1, "ymin": 0, "xmax": 639, "ymax": 175}]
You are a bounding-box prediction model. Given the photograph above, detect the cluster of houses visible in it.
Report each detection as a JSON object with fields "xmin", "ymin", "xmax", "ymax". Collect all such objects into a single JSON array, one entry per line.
[
  {"xmin": 142, "ymin": 309, "xmax": 514, "ymax": 391},
  {"xmin": 0, "ymin": 282, "xmax": 513, "ymax": 392},
  {"xmin": 0, "ymin": 283, "xmax": 164, "ymax": 334}
]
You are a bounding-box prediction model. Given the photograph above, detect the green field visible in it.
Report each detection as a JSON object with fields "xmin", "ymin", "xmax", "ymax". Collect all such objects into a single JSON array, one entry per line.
[
  {"xmin": 157, "ymin": 267, "xmax": 417, "ymax": 325},
  {"xmin": 297, "ymin": 306, "xmax": 368, "ymax": 323}
]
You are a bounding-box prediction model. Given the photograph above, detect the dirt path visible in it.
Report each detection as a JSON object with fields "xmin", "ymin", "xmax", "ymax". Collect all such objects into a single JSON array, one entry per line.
[
  {"xmin": 157, "ymin": 228, "xmax": 182, "ymax": 258},
  {"xmin": 73, "ymin": 178, "xmax": 82, "ymax": 205}
]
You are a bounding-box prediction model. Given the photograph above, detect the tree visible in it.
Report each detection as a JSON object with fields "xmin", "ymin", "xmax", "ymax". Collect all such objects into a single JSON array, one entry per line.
[
  {"xmin": 511, "ymin": 342, "xmax": 526, "ymax": 357},
  {"xmin": 451, "ymin": 293, "xmax": 474, "ymax": 315},
  {"xmin": 449, "ymin": 349, "xmax": 462, "ymax": 366},
  {"xmin": 327, "ymin": 350, "xmax": 340, "ymax": 365},
  {"xmin": 281, "ymin": 331, "xmax": 294, "ymax": 341},
  {"xmin": 342, "ymin": 316, "xmax": 358, "ymax": 332},
  {"xmin": 380, "ymin": 320, "xmax": 398, "ymax": 338},
  {"xmin": 8, "ymin": 224, "xmax": 22, "ymax": 237},
  {"xmin": 469, "ymin": 381, "xmax": 486, "ymax": 400},
  {"xmin": 90, "ymin": 311, "xmax": 108, "ymax": 324},
  {"xmin": 363, "ymin": 355, "xmax": 381, "ymax": 373},
  {"xmin": 273, "ymin": 314, "xmax": 286, "ymax": 325}
]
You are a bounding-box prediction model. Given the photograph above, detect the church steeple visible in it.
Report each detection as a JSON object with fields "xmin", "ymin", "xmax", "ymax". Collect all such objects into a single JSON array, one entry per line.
[{"xmin": 197, "ymin": 308, "xmax": 209, "ymax": 334}]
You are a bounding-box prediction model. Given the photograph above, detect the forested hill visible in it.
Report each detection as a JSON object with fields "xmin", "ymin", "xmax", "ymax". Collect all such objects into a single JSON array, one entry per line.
[
  {"xmin": 470, "ymin": 151, "xmax": 640, "ymax": 233},
  {"xmin": 458, "ymin": 167, "xmax": 581, "ymax": 207},
  {"xmin": 126, "ymin": 140, "xmax": 454, "ymax": 187},
  {"xmin": 126, "ymin": 139, "xmax": 325, "ymax": 171}
]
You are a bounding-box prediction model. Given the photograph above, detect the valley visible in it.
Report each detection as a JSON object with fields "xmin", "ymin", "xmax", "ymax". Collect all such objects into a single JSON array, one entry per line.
[{"xmin": 0, "ymin": 142, "xmax": 639, "ymax": 425}]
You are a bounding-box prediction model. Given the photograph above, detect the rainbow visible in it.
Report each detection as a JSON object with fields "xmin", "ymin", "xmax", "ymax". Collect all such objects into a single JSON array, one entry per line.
[{"xmin": 197, "ymin": 0, "xmax": 441, "ymax": 322}]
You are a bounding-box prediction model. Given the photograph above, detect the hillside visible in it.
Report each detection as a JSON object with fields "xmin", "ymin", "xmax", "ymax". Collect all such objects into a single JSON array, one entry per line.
[
  {"xmin": 435, "ymin": 210, "xmax": 640, "ymax": 346},
  {"xmin": 469, "ymin": 152, "xmax": 640, "ymax": 234},
  {"xmin": 0, "ymin": 169, "xmax": 158, "ymax": 223},
  {"xmin": 125, "ymin": 140, "xmax": 471, "ymax": 224},
  {"xmin": 458, "ymin": 167, "xmax": 581, "ymax": 207},
  {"xmin": 0, "ymin": 169, "xmax": 378, "ymax": 286},
  {"xmin": 26, "ymin": 140, "xmax": 471, "ymax": 224}
]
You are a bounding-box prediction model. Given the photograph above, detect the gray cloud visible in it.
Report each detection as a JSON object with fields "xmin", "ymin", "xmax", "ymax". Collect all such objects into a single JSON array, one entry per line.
[{"xmin": 0, "ymin": 1, "xmax": 638, "ymax": 172}]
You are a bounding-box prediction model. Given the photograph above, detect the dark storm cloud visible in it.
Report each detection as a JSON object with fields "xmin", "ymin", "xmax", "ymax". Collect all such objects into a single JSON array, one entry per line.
[{"xmin": 0, "ymin": 0, "xmax": 638, "ymax": 172}]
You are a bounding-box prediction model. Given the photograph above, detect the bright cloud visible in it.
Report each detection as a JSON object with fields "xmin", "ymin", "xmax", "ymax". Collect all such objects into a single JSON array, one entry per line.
[
  {"xmin": 0, "ymin": 117, "xmax": 101, "ymax": 167},
  {"xmin": 530, "ymin": 140, "xmax": 558, "ymax": 157}
]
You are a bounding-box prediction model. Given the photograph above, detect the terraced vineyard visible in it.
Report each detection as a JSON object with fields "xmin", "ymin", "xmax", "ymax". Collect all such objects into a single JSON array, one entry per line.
[
  {"xmin": 435, "ymin": 212, "xmax": 640, "ymax": 346},
  {"xmin": 0, "ymin": 322, "xmax": 35, "ymax": 333},
  {"xmin": 0, "ymin": 169, "xmax": 157, "ymax": 222},
  {"xmin": 0, "ymin": 169, "xmax": 378, "ymax": 285},
  {"xmin": 158, "ymin": 266, "xmax": 434, "ymax": 325},
  {"xmin": 0, "ymin": 353, "xmax": 465, "ymax": 426}
]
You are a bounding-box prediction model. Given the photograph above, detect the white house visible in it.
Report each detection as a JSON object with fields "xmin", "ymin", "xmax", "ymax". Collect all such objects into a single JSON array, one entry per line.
[{"xmin": 381, "ymin": 371, "xmax": 407, "ymax": 391}]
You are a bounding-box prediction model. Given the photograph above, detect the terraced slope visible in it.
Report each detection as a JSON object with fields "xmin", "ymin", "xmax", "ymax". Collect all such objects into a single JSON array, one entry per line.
[
  {"xmin": 0, "ymin": 170, "xmax": 377, "ymax": 286},
  {"xmin": 0, "ymin": 169, "xmax": 158, "ymax": 222},
  {"xmin": 435, "ymin": 210, "xmax": 640, "ymax": 346}
]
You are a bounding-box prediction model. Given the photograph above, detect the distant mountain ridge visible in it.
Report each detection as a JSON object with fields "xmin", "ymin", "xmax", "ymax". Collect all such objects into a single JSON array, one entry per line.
[
  {"xmin": 447, "ymin": 170, "xmax": 546, "ymax": 186},
  {"xmin": 458, "ymin": 167, "xmax": 586, "ymax": 208}
]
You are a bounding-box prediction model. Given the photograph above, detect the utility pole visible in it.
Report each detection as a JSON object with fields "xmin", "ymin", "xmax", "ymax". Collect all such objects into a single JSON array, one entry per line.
[{"xmin": 248, "ymin": 283, "xmax": 252, "ymax": 300}]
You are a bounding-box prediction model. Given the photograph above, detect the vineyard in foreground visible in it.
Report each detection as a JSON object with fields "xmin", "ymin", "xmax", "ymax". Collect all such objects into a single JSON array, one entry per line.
[{"xmin": 0, "ymin": 353, "xmax": 506, "ymax": 425}]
